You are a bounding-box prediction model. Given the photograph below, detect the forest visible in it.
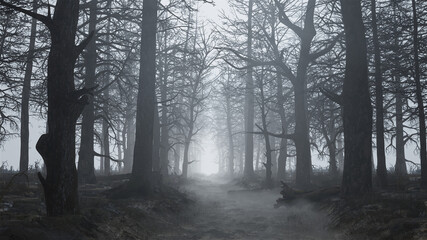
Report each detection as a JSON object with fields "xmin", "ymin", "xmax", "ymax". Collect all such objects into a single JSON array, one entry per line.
[{"xmin": 0, "ymin": 0, "xmax": 427, "ymax": 239}]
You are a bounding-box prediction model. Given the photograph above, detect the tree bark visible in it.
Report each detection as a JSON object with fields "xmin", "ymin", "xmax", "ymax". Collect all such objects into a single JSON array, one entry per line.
[
  {"xmin": 78, "ymin": 0, "xmax": 97, "ymax": 184},
  {"xmin": 411, "ymin": 0, "xmax": 427, "ymax": 188},
  {"xmin": 244, "ymin": 0, "xmax": 255, "ymax": 179},
  {"xmin": 123, "ymin": 109, "xmax": 135, "ymax": 173},
  {"xmin": 102, "ymin": 113, "xmax": 110, "ymax": 175},
  {"xmin": 337, "ymin": 134, "xmax": 344, "ymax": 173},
  {"xmin": 340, "ymin": 0, "xmax": 373, "ymax": 197},
  {"xmin": 152, "ymin": 105, "xmax": 161, "ymax": 172},
  {"xmin": 276, "ymin": 0, "xmax": 316, "ymax": 189},
  {"xmin": 294, "ymin": 80, "xmax": 312, "ymax": 188},
  {"xmin": 255, "ymin": 138, "xmax": 261, "ymax": 171},
  {"xmin": 173, "ymin": 144, "xmax": 181, "ymax": 174},
  {"xmin": 130, "ymin": 0, "xmax": 158, "ymax": 192},
  {"xmin": 270, "ymin": 135, "xmax": 277, "ymax": 178},
  {"xmin": 276, "ymin": 73, "xmax": 287, "ymax": 181},
  {"xmin": 258, "ymin": 76, "xmax": 273, "ymax": 187},
  {"xmin": 102, "ymin": 12, "xmax": 112, "ymax": 176},
  {"xmin": 225, "ymin": 87, "xmax": 234, "ymax": 176},
  {"xmin": 392, "ymin": 1, "xmax": 407, "ymax": 177},
  {"xmin": 323, "ymin": 102, "xmax": 337, "ymax": 178},
  {"xmin": 371, "ymin": 0, "xmax": 387, "ymax": 188},
  {"xmin": 159, "ymin": 29, "xmax": 169, "ymax": 177},
  {"xmin": 18, "ymin": 0, "xmax": 95, "ymax": 215},
  {"xmin": 182, "ymin": 137, "xmax": 191, "ymax": 179},
  {"xmin": 19, "ymin": 0, "xmax": 37, "ymax": 173}
]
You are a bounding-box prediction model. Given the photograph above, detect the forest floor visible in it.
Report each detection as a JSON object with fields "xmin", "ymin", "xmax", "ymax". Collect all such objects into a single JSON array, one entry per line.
[
  {"xmin": 1, "ymin": 173, "xmax": 427, "ymax": 239},
  {"xmin": 153, "ymin": 176, "xmax": 340, "ymax": 240}
]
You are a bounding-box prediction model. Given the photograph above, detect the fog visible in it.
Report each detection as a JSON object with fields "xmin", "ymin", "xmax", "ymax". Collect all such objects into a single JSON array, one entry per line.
[
  {"xmin": 1, "ymin": 0, "xmax": 427, "ymax": 238},
  {"xmin": 174, "ymin": 176, "xmax": 337, "ymax": 240}
]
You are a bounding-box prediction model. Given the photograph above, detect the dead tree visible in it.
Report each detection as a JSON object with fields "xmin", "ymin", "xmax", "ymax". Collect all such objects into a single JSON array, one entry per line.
[
  {"xmin": 130, "ymin": 0, "xmax": 158, "ymax": 193},
  {"xmin": 244, "ymin": 0, "xmax": 256, "ymax": 180},
  {"xmin": 78, "ymin": 0, "xmax": 98, "ymax": 184},
  {"xmin": 411, "ymin": 0, "xmax": 427, "ymax": 188},
  {"xmin": 19, "ymin": 0, "xmax": 37, "ymax": 173},
  {"xmin": 0, "ymin": 0, "xmax": 95, "ymax": 215},
  {"xmin": 340, "ymin": 0, "xmax": 373, "ymax": 197},
  {"xmin": 371, "ymin": 0, "xmax": 387, "ymax": 188}
]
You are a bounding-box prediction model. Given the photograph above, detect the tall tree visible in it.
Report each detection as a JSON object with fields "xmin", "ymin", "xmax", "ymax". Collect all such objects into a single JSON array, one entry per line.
[
  {"xmin": 78, "ymin": 0, "xmax": 98, "ymax": 183},
  {"xmin": 340, "ymin": 0, "xmax": 373, "ymax": 197},
  {"xmin": 275, "ymin": 0, "xmax": 317, "ymax": 188},
  {"xmin": 1, "ymin": 0, "xmax": 95, "ymax": 215},
  {"xmin": 159, "ymin": 20, "xmax": 170, "ymax": 177},
  {"xmin": 256, "ymin": 69, "xmax": 273, "ymax": 187},
  {"xmin": 392, "ymin": 0, "xmax": 407, "ymax": 177},
  {"xmin": 371, "ymin": 0, "xmax": 387, "ymax": 188},
  {"xmin": 19, "ymin": 0, "xmax": 37, "ymax": 173},
  {"xmin": 243, "ymin": 0, "xmax": 255, "ymax": 179},
  {"xmin": 130, "ymin": 0, "xmax": 158, "ymax": 192},
  {"xmin": 411, "ymin": 0, "xmax": 427, "ymax": 188}
]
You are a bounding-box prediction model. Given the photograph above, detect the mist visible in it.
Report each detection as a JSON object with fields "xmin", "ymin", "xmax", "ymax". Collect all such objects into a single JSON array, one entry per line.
[{"xmin": 1, "ymin": 0, "xmax": 427, "ymax": 239}]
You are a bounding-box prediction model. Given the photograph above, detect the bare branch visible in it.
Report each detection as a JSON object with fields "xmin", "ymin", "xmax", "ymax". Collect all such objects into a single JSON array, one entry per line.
[
  {"xmin": 274, "ymin": 0, "xmax": 303, "ymax": 37},
  {"xmin": 309, "ymin": 33, "xmax": 343, "ymax": 61},
  {"xmin": 319, "ymin": 87, "xmax": 343, "ymax": 106},
  {"xmin": 252, "ymin": 124, "xmax": 295, "ymax": 140},
  {"xmin": 0, "ymin": 0, "xmax": 53, "ymax": 30},
  {"xmin": 75, "ymin": 31, "xmax": 95, "ymax": 59},
  {"xmin": 93, "ymin": 151, "xmax": 124, "ymax": 163}
]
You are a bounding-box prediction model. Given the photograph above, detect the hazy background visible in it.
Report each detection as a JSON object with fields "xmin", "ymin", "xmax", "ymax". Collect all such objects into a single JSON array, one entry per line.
[{"xmin": 0, "ymin": 0, "xmax": 420, "ymax": 175}]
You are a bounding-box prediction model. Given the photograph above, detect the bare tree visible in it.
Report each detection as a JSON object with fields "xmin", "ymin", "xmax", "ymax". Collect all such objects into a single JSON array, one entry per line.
[{"xmin": 340, "ymin": 0, "xmax": 373, "ymax": 197}]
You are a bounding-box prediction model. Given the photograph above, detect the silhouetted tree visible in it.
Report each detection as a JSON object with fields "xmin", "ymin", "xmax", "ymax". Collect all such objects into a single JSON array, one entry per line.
[
  {"xmin": 340, "ymin": 0, "xmax": 373, "ymax": 197},
  {"xmin": 0, "ymin": 0, "xmax": 95, "ymax": 215},
  {"xmin": 130, "ymin": 0, "xmax": 158, "ymax": 193}
]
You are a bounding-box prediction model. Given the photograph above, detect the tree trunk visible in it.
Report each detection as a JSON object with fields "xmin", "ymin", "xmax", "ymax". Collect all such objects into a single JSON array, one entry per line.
[
  {"xmin": 159, "ymin": 30, "xmax": 169, "ymax": 177},
  {"xmin": 102, "ymin": 12, "xmax": 112, "ymax": 176},
  {"xmin": 340, "ymin": 0, "xmax": 373, "ymax": 197},
  {"xmin": 276, "ymin": 72, "xmax": 287, "ymax": 181},
  {"xmin": 259, "ymin": 77, "xmax": 272, "ymax": 187},
  {"xmin": 173, "ymin": 144, "xmax": 181, "ymax": 174},
  {"xmin": 395, "ymin": 75, "xmax": 407, "ymax": 176},
  {"xmin": 30, "ymin": 0, "xmax": 94, "ymax": 216},
  {"xmin": 277, "ymin": 0, "xmax": 316, "ymax": 189},
  {"xmin": 327, "ymin": 101, "xmax": 338, "ymax": 177},
  {"xmin": 225, "ymin": 87, "xmax": 234, "ymax": 176},
  {"xmin": 371, "ymin": 0, "xmax": 387, "ymax": 188},
  {"xmin": 19, "ymin": 0, "xmax": 37, "ymax": 173},
  {"xmin": 243, "ymin": 0, "xmax": 255, "ymax": 179},
  {"xmin": 123, "ymin": 110, "xmax": 135, "ymax": 173},
  {"xmin": 411, "ymin": 0, "xmax": 427, "ymax": 188},
  {"xmin": 78, "ymin": 0, "xmax": 97, "ymax": 183},
  {"xmin": 392, "ymin": 1, "xmax": 407, "ymax": 177},
  {"xmin": 270, "ymin": 135, "xmax": 277, "ymax": 178},
  {"xmin": 277, "ymin": 138, "xmax": 287, "ymax": 180},
  {"xmin": 337, "ymin": 134, "xmax": 344, "ymax": 173},
  {"xmin": 255, "ymin": 139, "xmax": 261, "ymax": 171},
  {"xmin": 152, "ymin": 105, "xmax": 161, "ymax": 172},
  {"xmin": 102, "ymin": 114, "xmax": 110, "ymax": 175},
  {"xmin": 130, "ymin": 0, "xmax": 158, "ymax": 193},
  {"xmin": 294, "ymin": 80, "xmax": 312, "ymax": 188},
  {"xmin": 117, "ymin": 127, "xmax": 123, "ymax": 172},
  {"xmin": 182, "ymin": 138, "xmax": 190, "ymax": 179},
  {"xmin": 99, "ymin": 141, "xmax": 104, "ymax": 174}
]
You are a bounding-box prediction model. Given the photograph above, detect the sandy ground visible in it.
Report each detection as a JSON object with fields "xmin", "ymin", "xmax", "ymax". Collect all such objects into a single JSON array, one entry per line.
[{"xmin": 153, "ymin": 177, "xmax": 342, "ymax": 240}]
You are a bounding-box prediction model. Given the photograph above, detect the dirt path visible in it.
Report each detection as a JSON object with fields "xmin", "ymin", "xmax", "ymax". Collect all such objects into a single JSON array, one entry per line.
[{"xmin": 154, "ymin": 177, "xmax": 341, "ymax": 240}]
